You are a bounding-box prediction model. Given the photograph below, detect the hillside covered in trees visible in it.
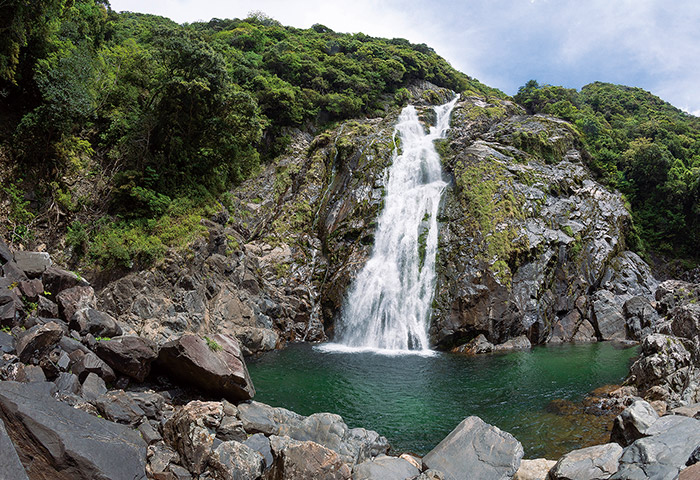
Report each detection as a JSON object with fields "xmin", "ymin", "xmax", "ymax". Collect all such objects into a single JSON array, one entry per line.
[
  {"xmin": 0, "ymin": 0, "xmax": 697, "ymax": 272},
  {"xmin": 0, "ymin": 0, "xmax": 498, "ymax": 269},
  {"xmin": 515, "ymin": 81, "xmax": 700, "ymax": 263}
]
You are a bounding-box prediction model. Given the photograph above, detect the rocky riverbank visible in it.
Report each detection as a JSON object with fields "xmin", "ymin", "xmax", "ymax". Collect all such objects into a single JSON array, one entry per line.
[{"xmin": 2, "ymin": 242, "xmax": 700, "ymax": 479}]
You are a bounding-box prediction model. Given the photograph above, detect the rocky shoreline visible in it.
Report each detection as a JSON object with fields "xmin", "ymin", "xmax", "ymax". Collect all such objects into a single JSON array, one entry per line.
[{"xmin": 1, "ymin": 242, "xmax": 699, "ymax": 479}]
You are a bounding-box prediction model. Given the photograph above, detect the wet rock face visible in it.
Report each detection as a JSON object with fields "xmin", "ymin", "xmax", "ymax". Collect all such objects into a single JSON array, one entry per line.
[{"xmin": 431, "ymin": 97, "xmax": 656, "ymax": 348}]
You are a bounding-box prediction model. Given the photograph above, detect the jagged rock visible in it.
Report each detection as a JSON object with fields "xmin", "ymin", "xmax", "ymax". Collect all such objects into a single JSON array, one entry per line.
[
  {"xmin": 216, "ymin": 415, "xmax": 246, "ymax": 442},
  {"xmin": 36, "ymin": 295, "xmax": 59, "ymax": 317},
  {"xmin": 2, "ymin": 261, "xmax": 28, "ymax": 282},
  {"xmin": 138, "ymin": 420, "xmax": 161, "ymax": 445},
  {"xmin": 550, "ymin": 310, "xmax": 582, "ymax": 344},
  {"xmin": 163, "ymin": 400, "xmax": 223, "ymax": 474},
  {"xmin": 93, "ymin": 335, "xmax": 157, "ymax": 382},
  {"xmin": 70, "ymin": 351, "xmax": 116, "ymax": 383},
  {"xmin": 147, "ymin": 442, "xmax": 179, "ymax": 477},
  {"xmin": 413, "ymin": 470, "xmax": 445, "ymax": 480},
  {"xmin": 18, "ymin": 278, "xmax": 43, "ymax": 301},
  {"xmin": 157, "ymin": 333, "xmax": 254, "ymax": 402},
  {"xmin": 655, "ymin": 280, "xmax": 700, "ymax": 315},
  {"xmin": 0, "ymin": 381, "xmax": 147, "ymax": 479},
  {"xmin": 422, "ymin": 416, "xmax": 523, "ymax": 480},
  {"xmin": 69, "ymin": 308, "xmax": 123, "ymax": 338},
  {"xmin": 453, "ymin": 334, "xmax": 493, "ymax": 354},
  {"xmin": 208, "ymin": 440, "xmax": 265, "ymax": 480},
  {"xmin": 13, "ymin": 251, "xmax": 52, "ymax": 278},
  {"xmin": 0, "ymin": 330, "xmax": 14, "ymax": 354},
  {"xmin": 94, "ymin": 390, "xmax": 146, "ymax": 425},
  {"xmin": 128, "ymin": 391, "xmax": 165, "ymax": 420},
  {"xmin": 688, "ymin": 445, "xmax": 700, "ymax": 466},
  {"xmin": 13, "ymin": 364, "xmax": 47, "ymax": 382},
  {"xmin": 15, "ymin": 321, "xmax": 63, "ymax": 363},
  {"xmin": 244, "ymin": 433, "xmax": 273, "ymax": 469},
  {"xmin": 56, "ymin": 286, "xmax": 96, "ymax": 323},
  {"xmin": 591, "ymin": 290, "xmax": 626, "ymax": 340},
  {"xmin": 80, "ymin": 372, "xmax": 107, "ymax": 402},
  {"xmin": 610, "ymin": 399, "xmax": 660, "ymax": 447},
  {"xmin": 42, "ymin": 266, "xmax": 89, "ymax": 296},
  {"xmin": 0, "ymin": 239, "xmax": 12, "ymax": 265},
  {"xmin": 352, "ymin": 454, "xmax": 420, "ymax": 480},
  {"xmin": 54, "ymin": 372, "xmax": 81, "ymax": 394},
  {"xmin": 492, "ymin": 335, "xmax": 531, "ymax": 352},
  {"xmin": 612, "ymin": 415, "xmax": 700, "ymax": 480},
  {"xmin": 622, "ymin": 296, "xmax": 659, "ymax": 340},
  {"xmin": 0, "ymin": 416, "xmax": 29, "ymax": 480},
  {"xmin": 670, "ymin": 304, "xmax": 700, "ymax": 339},
  {"xmin": 549, "ymin": 443, "xmax": 622, "ymax": 480},
  {"xmin": 513, "ymin": 458, "xmax": 556, "ymax": 480},
  {"xmin": 238, "ymin": 401, "xmax": 389, "ymax": 464},
  {"xmin": 628, "ymin": 334, "xmax": 697, "ymax": 406},
  {"xmin": 268, "ymin": 435, "xmax": 352, "ymax": 480}
]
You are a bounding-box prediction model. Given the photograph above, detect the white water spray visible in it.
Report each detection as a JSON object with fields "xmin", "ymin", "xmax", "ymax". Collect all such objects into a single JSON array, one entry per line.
[{"xmin": 321, "ymin": 96, "xmax": 459, "ymax": 355}]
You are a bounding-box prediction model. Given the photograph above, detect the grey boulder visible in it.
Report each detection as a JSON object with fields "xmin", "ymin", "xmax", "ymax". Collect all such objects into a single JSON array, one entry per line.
[
  {"xmin": 208, "ymin": 440, "xmax": 265, "ymax": 480},
  {"xmin": 610, "ymin": 400, "xmax": 659, "ymax": 447},
  {"xmin": 352, "ymin": 454, "xmax": 420, "ymax": 480},
  {"xmin": 93, "ymin": 335, "xmax": 157, "ymax": 382},
  {"xmin": 157, "ymin": 333, "xmax": 255, "ymax": 402},
  {"xmin": 0, "ymin": 381, "xmax": 146, "ymax": 480},
  {"xmin": 0, "ymin": 417, "xmax": 29, "ymax": 480},
  {"xmin": 549, "ymin": 443, "xmax": 622, "ymax": 480},
  {"xmin": 422, "ymin": 416, "xmax": 523, "ymax": 480},
  {"xmin": 238, "ymin": 401, "xmax": 389, "ymax": 464}
]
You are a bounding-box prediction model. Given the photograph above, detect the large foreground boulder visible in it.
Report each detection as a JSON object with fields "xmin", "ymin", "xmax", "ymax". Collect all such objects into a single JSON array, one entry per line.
[
  {"xmin": 611, "ymin": 415, "xmax": 700, "ymax": 480},
  {"xmin": 0, "ymin": 417, "xmax": 29, "ymax": 480},
  {"xmin": 157, "ymin": 333, "xmax": 255, "ymax": 402},
  {"xmin": 549, "ymin": 443, "xmax": 623, "ymax": 480},
  {"xmin": 92, "ymin": 336, "xmax": 157, "ymax": 382},
  {"xmin": 0, "ymin": 381, "xmax": 147, "ymax": 480},
  {"xmin": 422, "ymin": 416, "xmax": 523, "ymax": 480},
  {"xmin": 352, "ymin": 454, "xmax": 420, "ymax": 480},
  {"xmin": 238, "ymin": 401, "xmax": 389, "ymax": 464},
  {"xmin": 268, "ymin": 435, "xmax": 352, "ymax": 480},
  {"xmin": 610, "ymin": 400, "xmax": 659, "ymax": 447}
]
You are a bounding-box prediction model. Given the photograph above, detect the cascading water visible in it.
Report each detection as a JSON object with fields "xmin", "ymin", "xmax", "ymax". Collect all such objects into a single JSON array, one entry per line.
[{"xmin": 322, "ymin": 96, "xmax": 459, "ymax": 354}]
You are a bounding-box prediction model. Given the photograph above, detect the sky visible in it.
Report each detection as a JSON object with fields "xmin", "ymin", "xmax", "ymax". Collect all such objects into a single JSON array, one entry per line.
[{"xmin": 108, "ymin": 0, "xmax": 700, "ymax": 115}]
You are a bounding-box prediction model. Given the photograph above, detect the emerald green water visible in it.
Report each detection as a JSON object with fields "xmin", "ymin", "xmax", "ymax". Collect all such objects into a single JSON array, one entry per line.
[{"xmin": 247, "ymin": 342, "xmax": 637, "ymax": 459}]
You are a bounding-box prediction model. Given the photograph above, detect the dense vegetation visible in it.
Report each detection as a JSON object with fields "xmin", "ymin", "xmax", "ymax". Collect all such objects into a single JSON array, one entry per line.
[
  {"xmin": 515, "ymin": 81, "xmax": 700, "ymax": 262},
  {"xmin": 0, "ymin": 0, "xmax": 497, "ymax": 269}
]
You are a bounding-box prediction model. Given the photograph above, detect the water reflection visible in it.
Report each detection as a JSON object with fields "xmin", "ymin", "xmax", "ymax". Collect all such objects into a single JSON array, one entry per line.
[{"xmin": 247, "ymin": 342, "xmax": 637, "ymax": 458}]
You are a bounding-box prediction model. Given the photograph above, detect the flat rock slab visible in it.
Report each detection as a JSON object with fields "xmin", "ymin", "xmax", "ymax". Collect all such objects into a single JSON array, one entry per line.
[
  {"xmin": 0, "ymin": 381, "xmax": 147, "ymax": 480},
  {"xmin": 353, "ymin": 454, "xmax": 420, "ymax": 480},
  {"xmin": 157, "ymin": 333, "xmax": 255, "ymax": 402},
  {"xmin": 612, "ymin": 415, "xmax": 700, "ymax": 480},
  {"xmin": 423, "ymin": 416, "xmax": 523, "ymax": 480},
  {"xmin": 549, "ymin": 443, "xmax": 622, "ymax": 480},
  {"xmin": 13, "ymin": 251, "xmax": 52, "ymax": 277},
  {"xmin": 93, "ymin": 335, "xmax": 157, "ymax": 382},
  {"xmin": 0, "ymin": 416, "xmax": 29, "ymax": 480}
]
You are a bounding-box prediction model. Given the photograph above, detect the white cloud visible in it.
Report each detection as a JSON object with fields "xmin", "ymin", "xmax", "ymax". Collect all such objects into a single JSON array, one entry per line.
[{"xmin": 108, "ymin": 0, "xmax": 700, "ymax": 112}]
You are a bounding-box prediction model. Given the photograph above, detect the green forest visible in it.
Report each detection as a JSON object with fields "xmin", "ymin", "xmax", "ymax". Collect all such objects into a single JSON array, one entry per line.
[
  {"xmin": 1, "ymin": 0, "xmax": 698, "ymax": 270},
  {"xmin": 515, "ymin": 81, "xmax": 700, "ymax": 262},
  {"xmin": 0, "ymin": 0, "xmax": 497, "ymax": 269}
]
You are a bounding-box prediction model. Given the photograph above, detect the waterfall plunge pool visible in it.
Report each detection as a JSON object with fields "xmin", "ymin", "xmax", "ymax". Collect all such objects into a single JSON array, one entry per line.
[{"xmin": 247, "ymin": 342, "xmax": 638, "ymax": 459}]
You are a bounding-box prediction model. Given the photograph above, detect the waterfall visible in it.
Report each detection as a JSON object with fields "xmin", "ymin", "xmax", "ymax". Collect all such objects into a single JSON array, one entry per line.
[{"xmin": 322, "ymin": 96, "xmax": 459, "ymax": 355}]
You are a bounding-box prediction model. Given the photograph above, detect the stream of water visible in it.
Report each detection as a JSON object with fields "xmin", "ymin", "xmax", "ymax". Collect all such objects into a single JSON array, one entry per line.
[{"xmin": 323, "ymin": 97, "xmax": 459, "ymax": 353}]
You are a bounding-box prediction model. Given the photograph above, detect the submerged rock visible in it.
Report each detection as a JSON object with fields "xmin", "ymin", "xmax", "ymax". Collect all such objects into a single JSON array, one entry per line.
[{"xmin": 422, "ymin": 416, "xmax": 523, "ymax": 480}]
